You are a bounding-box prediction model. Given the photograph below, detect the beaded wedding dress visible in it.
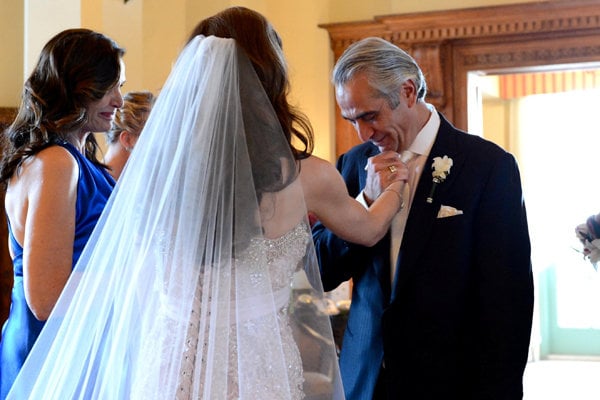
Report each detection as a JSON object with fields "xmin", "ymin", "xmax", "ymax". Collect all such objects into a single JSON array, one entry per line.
[
  {"xmin": 8, "ymin": 35, "xmax": 343, "ymax": 399},
  {"xmin": 131, "ymin": 224, "xmax": 309, "ymax": 399}
]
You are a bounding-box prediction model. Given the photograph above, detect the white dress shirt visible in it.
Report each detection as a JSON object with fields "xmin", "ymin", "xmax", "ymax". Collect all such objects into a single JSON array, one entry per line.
[{"xmin": 357, "ymin": 104, "xmax": 440, "ymax": 283}]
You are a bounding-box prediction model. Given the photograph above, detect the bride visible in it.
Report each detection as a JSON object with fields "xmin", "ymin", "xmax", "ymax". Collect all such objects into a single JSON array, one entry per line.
[{"xmin": 7, "ymin": 7, "xmax": 407, "ymax": 399}]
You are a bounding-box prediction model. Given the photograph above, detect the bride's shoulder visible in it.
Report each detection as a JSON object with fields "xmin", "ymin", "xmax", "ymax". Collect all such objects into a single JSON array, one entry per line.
[
  {"xmin": 300, "ymin": 154, "xmax": 328, "ymax": 168},
  {"xmin": 299, "ymin": 156, "xmax": 346, "ymax": 205},
  {"xmin": 299, "ymin": 156, "xmax": 339, "ymax": 184}
]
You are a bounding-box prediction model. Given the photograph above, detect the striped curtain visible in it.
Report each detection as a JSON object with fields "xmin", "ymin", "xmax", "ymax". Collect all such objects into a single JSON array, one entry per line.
[{"xmin": 499, "ymin": 69, "xmax": 600, "ymax": 99}]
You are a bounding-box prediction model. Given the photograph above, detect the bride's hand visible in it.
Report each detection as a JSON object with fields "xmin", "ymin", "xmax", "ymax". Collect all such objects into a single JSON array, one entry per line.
[
  {"xmin": 384, "ymin": 179, "xmax": 406, "ymax": 196},
  {"xmin": 364, "ymin": 151, "xmax": 409, "ymax": 204}
]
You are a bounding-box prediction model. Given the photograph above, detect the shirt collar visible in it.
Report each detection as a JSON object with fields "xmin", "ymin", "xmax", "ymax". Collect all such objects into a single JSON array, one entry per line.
[{"xmin": 407, "ymin": 103, "xmax": 439, "ymax": 157}]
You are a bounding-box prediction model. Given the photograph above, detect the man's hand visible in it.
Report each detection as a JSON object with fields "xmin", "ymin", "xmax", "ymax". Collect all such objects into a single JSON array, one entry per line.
[{"xmin": 363, "ymin": 151, "xmax": 409, "ymax": 205}]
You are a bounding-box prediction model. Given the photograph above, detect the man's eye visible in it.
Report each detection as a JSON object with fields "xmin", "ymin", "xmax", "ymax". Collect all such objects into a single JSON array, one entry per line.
[{"xmin": 363, "ymin": 114, "xmax": 376, "ymax": 122}]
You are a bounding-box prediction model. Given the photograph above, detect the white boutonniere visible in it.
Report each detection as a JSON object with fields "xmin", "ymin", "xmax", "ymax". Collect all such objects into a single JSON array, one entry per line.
[{"xmin": 426, "ymin": 155, "xmax": 453, "ymax": 203}]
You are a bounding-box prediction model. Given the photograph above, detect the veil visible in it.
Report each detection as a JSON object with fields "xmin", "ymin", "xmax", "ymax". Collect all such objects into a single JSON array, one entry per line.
[{"xmin": 8, "ymin": 35, "xmax": 344, "ymax": 399}]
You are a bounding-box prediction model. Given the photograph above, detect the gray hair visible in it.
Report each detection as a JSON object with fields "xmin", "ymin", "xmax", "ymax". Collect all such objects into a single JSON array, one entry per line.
[{"xmin": 332, "ymin": 37, "xmax": 427, "ymax": 108}]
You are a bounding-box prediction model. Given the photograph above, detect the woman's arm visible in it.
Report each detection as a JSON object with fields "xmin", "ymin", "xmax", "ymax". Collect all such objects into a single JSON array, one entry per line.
[
  {"xmin": 17, "ymin": 146, "xmax": 78, "ymax": 321},
  {"xmin": 301, "ymin": 156, "xmax": 406, "ymax": 247}
]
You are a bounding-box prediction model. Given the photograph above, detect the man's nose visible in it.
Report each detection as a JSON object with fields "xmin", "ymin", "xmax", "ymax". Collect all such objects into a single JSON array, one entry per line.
[{"xmin": 355, "ymin": 121, "xmax": 373, "ymax": 143}]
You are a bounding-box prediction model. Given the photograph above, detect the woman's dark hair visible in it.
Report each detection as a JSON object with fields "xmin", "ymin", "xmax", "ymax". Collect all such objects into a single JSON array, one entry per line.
[
  {"xmin": 0, "ymin": 28, "xmax": 125, "ymax": 185},
  {"xmin": 188, "ymin": 7, "xmax": 314, "ymax": 162}
]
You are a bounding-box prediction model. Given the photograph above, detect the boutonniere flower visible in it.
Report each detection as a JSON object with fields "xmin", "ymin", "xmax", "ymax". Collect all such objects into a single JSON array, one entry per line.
[
  {"xmin": 426, "ymin": 155, "xmax": 453, "ymax": 203},
  {"xmin": 574, "ymin": 215, "xmax": 600, "ymax": 271}
]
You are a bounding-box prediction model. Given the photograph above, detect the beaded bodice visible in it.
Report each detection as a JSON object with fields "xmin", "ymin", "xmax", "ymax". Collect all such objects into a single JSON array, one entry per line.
[{"xmin": 132, "ymin": 223, "xmax": 310, "ymax": 399}]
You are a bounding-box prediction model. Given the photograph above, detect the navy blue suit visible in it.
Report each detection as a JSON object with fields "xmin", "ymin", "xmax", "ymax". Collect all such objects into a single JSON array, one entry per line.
[{"xmin": 313, "ymin": 113, "xmax": 533, "ymax": 399}]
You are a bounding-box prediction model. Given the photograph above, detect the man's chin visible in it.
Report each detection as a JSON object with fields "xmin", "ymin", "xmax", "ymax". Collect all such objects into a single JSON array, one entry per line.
[
  {"xmin": 377, "ymin": 144, "xmax": 396, "ymax": 153},
  {"xmin": 371, "ymin": 138, "xmax": 399, "ymax": 153}
]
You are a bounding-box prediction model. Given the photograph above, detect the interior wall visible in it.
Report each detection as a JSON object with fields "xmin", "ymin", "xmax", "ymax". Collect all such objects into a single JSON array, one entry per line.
[
  {"xmin": 326, "ymin": 0, "xmax": 531, "ymax": 23},
  {"xmin": 0, "ymin": 0, "xmax": 536, "ymax": 160},
  {"xmin": 263, "ymin": 1, "xmax": 334, "ymax": 160},
  {"xmin": 482, "ymin": 98, "xmax": 510, "ymax": 151},
  {"xmin": 24, "ymin": 0, "xmax": 82, "ymax": 78},
  {"xmin": 99, "ymin": 0, "xmax": 144, "ymax": 93},
  {"xmin": 0, "ymin": 1, "xmax": 23, "ymax": 106}
]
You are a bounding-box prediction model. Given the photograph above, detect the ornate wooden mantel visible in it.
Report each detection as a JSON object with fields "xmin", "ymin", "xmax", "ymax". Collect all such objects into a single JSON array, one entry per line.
[{"xmin": 320, "ymin": 0, "xmax": 600, "ymax": 156}]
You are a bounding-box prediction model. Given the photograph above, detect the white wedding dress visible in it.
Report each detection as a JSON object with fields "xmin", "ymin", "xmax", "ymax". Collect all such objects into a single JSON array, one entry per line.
[
  {"xmin": 132, "ymin": 224, "xmax": 309, "ymax": 399},
  {"xmin": 7, "ymin": 35, "xmax": 343, "ymax": 400}
]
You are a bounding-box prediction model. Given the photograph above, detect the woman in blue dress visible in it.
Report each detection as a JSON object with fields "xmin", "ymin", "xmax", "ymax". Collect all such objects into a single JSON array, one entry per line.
[{"xmin": 0, "ymin": 29, "xmax": 125, "ymax": 399}]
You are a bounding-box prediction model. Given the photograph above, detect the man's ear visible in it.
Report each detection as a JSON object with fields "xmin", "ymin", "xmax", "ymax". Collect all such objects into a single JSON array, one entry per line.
[{"xmin": 401, "ymin": 79, "xmax": 418, "ymax": 107}]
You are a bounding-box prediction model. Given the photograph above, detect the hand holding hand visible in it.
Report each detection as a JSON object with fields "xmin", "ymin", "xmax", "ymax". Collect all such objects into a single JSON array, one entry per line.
[{"xmin": 363, "ymin": 151, "xmax": 408, "ymax": 205}]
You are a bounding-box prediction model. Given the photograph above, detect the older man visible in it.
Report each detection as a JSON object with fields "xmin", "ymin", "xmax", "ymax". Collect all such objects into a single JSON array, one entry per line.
[{"xmin": 313, "ymin": 37, "xmax": 533, "ymax": 399}]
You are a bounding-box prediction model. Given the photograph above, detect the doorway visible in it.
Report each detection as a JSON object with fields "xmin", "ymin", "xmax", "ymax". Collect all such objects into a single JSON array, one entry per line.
[{"xmin": 470, "ymin": 68, "xmax": 600, "ymax": 359}]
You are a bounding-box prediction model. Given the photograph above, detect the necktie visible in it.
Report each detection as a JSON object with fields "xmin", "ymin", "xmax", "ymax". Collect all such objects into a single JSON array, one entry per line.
[{"xmin": 390, "ymin": 150, "xmax": 415, "ymax": 282}]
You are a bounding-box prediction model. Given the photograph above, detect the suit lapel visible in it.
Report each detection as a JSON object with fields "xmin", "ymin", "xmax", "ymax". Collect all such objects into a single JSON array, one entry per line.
[{"xmin": 390, "ymin": 115, "xmax": 467, "ymax": 301}]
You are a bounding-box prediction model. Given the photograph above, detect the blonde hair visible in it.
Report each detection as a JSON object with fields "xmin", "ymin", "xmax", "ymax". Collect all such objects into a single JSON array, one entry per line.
[{"xmin": 106, "ymin": 91, "xmax": 154, "ymax": 144}]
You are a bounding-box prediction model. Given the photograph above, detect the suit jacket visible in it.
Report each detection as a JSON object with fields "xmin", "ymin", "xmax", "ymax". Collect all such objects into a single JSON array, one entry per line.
[{"xmin": 313, "ymin": 113, "xmax": 533, "ymax": 400}]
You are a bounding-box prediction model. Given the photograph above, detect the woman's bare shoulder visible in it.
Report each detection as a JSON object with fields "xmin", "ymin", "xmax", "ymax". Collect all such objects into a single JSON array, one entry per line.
[
  {"xmin": 36, "ymin": 145, "xmax": 77, "ymax": 165},
  {"xmin": 300, "ymin": 155, "xmax": 337, "ymax": 177},
  {"xmin": 299, "ymin": 156, "xmax": 341, "ymax": 189},
  {"xmin": 299, "ymin": 156, "xmax": 348, "ymax": 210},
  {"xmin": 13, "ymin": 145, "xmax": 78, "ymax": 191}
]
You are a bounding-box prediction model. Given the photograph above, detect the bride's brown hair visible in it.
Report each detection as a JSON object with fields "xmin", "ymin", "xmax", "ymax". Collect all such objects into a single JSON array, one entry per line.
[{"xmin": 188, "ymin": 6, "xmax": 313, "ymax": 161}]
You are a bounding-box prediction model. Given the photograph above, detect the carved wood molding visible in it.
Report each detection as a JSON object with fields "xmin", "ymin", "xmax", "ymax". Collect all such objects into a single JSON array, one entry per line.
[
  {"xmin": 321, "ymin": 1, "xmax": 600, "ymax": 51},
  {"xmin": 320, "ymin": 1, "xmax": 600, "ymax": 156},
  {"xmin": 461, "ymin": 44, "xmax": 600, "ymax": 69},
  {"xmin": 383, "ymin": 3, "xmax": 600, "ymax": 43}
]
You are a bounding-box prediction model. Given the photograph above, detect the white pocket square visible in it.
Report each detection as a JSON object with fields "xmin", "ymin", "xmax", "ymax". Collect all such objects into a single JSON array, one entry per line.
[{"xmin": 437, "ymin": 205, "xmax": 463, "ymax": 218}]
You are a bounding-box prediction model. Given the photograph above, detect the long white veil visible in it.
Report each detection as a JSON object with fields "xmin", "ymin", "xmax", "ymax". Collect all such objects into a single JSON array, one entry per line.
[{"xmin": 8, "ymin": 36, "xmax": 343, "ymax": 399}]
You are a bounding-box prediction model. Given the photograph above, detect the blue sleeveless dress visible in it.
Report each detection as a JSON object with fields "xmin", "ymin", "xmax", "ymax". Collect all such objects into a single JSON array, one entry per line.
[{"xmin": 0, "ymin": 142, "xmax": 115, "ymax": 399}]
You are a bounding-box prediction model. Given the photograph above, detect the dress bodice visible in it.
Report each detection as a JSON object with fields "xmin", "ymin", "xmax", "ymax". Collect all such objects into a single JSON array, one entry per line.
[
  {"xmin": 132, "ymin": 223, "xmax": 310, "ymax": 400},
  {"xmin": 235, "ymin": 223, "xmax": 310, "ymax": 307}
]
